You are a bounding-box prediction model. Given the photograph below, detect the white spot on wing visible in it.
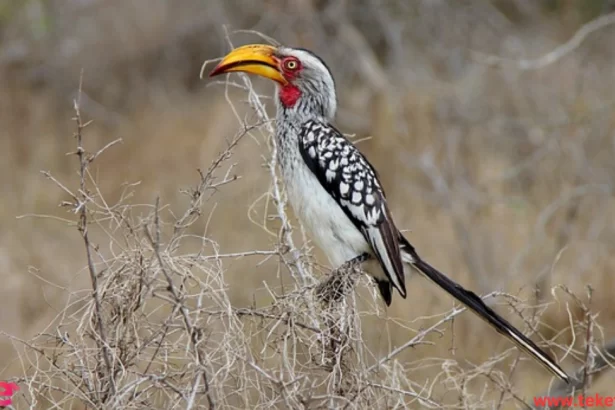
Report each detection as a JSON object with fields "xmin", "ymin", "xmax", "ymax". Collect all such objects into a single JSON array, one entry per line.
[{"xmin": 367, "ymin": 208, "xmax": 381, "ymax": 224}]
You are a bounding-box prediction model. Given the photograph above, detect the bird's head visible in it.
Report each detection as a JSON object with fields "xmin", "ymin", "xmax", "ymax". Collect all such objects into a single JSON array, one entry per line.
[{"xmin": 209, "ymin": 44, "xmax": 337, "ymax": 120}]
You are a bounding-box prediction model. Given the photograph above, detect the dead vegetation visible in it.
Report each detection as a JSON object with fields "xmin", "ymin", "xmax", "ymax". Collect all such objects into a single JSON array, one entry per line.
[{"xmin": 2, "ymin": 1, "xmax": 615, "ymax": 408}]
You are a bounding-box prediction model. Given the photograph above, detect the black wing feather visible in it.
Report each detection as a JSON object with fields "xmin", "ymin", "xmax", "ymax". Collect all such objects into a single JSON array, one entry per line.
[{"xmin": 297, "ymin": 119, "xmax": 406, "ymax": 299}]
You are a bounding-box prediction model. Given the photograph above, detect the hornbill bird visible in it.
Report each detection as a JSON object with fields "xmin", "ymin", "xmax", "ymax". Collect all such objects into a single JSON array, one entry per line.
[{"xmin": 209, "ymin": 44, "xmax": 569, "ymax": 383}]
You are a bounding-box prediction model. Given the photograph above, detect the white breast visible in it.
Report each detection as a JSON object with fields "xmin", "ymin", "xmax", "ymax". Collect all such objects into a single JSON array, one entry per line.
[{"xmin": 280, "ymin": 151, "xmax": 370, "ymax": 267}]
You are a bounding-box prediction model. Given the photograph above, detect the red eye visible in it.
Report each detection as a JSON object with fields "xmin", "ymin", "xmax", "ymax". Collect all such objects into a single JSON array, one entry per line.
[{"xmin": 283, "ymin": 58, "xmax": 299, "ymax": 71}]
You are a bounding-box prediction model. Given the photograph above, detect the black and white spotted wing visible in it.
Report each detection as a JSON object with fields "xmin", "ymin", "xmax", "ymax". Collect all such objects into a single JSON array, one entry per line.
[{"xmin": 298, "ymin": 119, "xmax": 407, "ymax": 300}]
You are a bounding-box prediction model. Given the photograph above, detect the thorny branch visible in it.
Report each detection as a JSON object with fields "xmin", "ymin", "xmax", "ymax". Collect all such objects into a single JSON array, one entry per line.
[
  {"xmin": 73, "ymin": 73, "xmax": 117, "ymax": 401},
  {"xmin": 531, "ymin": 287, "xmax": 615, "ymax": 410},
  {"xmin": 145, "ymin": 198, "xmax": 215, "ymax": 410}
]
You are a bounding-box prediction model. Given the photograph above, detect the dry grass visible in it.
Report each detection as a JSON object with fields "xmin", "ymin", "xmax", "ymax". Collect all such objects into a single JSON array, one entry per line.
[{"xmin": 2, "ymin": 1, "xmax": 615, "ymax": 408}]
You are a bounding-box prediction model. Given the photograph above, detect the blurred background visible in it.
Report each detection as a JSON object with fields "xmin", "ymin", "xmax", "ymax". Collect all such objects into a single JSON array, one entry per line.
[{"xmin": 2, "ymin": 0, "xmax": 615, "ymax": 404}]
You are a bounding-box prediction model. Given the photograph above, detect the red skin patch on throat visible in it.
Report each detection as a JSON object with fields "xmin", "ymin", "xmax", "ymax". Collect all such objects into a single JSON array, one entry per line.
[{"xmin": 279, "ymin": 84, "xmax": 301, "ymax": 108}]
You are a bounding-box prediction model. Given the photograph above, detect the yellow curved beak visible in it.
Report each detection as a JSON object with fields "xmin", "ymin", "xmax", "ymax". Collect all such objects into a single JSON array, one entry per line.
[{"xmin": 209, "ymin": 44, "xmax": 287, "ymax": 85}]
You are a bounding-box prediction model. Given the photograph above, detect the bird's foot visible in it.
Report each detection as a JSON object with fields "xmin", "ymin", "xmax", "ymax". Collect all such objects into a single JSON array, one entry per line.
[{"xmin": 315, "ymin": 253, "xmax": 371, "ymax": 304}]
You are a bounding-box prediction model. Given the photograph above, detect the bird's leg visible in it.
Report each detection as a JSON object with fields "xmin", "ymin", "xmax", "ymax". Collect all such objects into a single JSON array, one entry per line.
[{"xmin": 315, "ymin": 253, "xmax": 371, "ymax": 304}]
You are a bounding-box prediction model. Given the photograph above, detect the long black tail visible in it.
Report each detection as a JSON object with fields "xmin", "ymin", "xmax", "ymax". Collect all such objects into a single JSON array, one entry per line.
[{"xmin": 398, "ymin": 236, "xmax": 570, "ymax": 383}]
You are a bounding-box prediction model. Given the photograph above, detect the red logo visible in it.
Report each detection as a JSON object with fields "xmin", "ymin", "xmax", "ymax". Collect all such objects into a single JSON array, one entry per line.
[{"xmin": 0, "ymin": 382, "xmax": 18, "ymax": 406}]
